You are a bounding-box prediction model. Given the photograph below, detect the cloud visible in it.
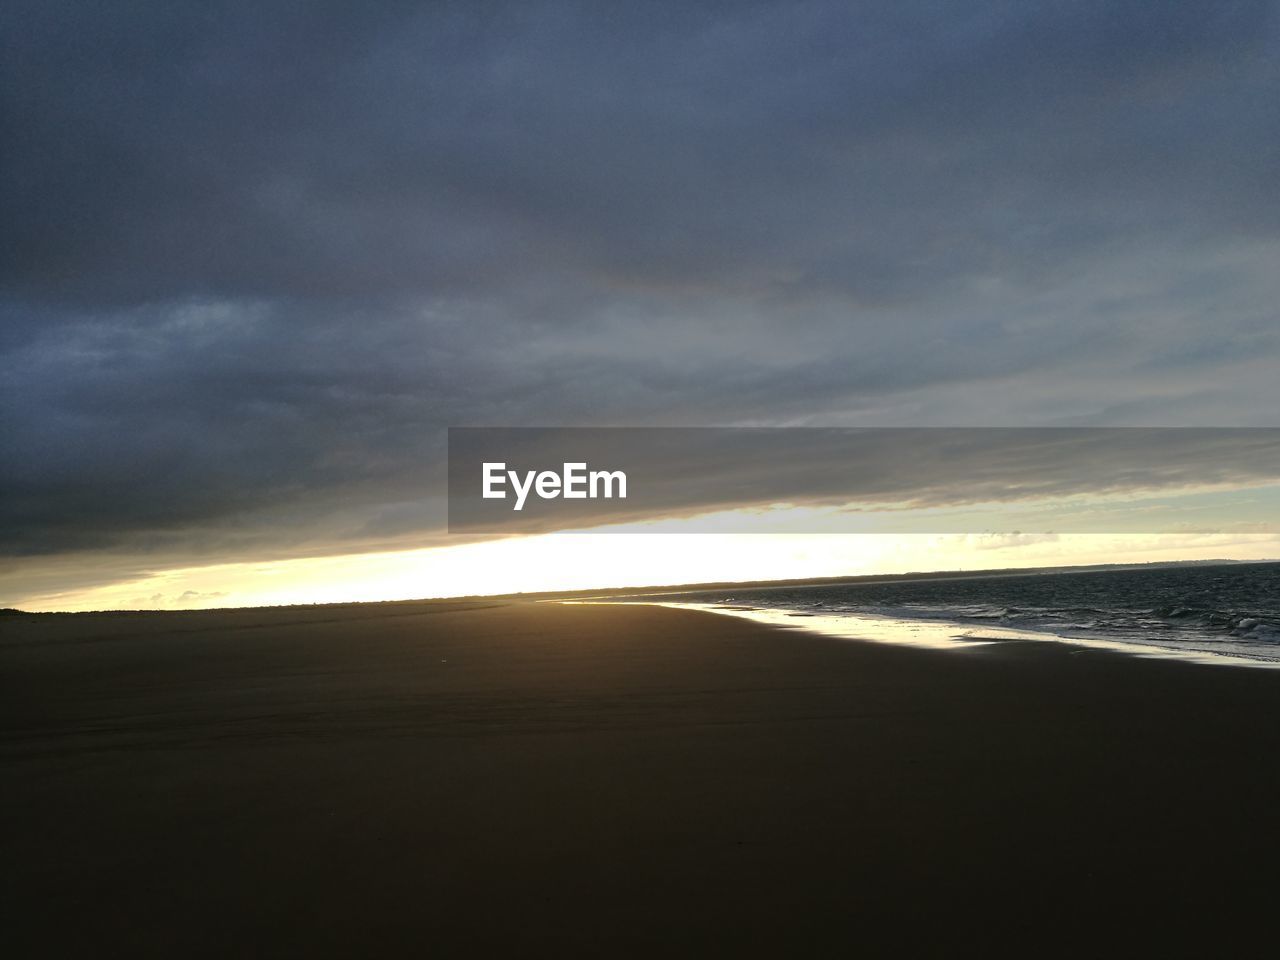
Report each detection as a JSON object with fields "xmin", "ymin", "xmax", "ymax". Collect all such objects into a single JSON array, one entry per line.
[
  {"xmin": 2, "ymin": 2, "xmax": 1279, "ymax": 600},
  {"xmin": 445, "ymin": 427, "xmax": 1280, "ymax": 534},
  {"xmin": 3, "ymin": 3, "xmax": 1276, "ymax": 304},
  {"xmin": 972, "ymin": 533, "xmax": 1062, "ymax": 550}
]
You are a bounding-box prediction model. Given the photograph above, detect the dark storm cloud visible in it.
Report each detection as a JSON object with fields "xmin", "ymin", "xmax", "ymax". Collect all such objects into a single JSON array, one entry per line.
[
  {"xmin": 5, "ymin": 0, "xmax": 1276, "ymax": 304},
  {"xmin": 447, "ymin": 428, "xmax": 1280, "ymax": 534},
  {"xmin": 2, "ymin": 2, "xmax": 1279, "ymax": 596}
]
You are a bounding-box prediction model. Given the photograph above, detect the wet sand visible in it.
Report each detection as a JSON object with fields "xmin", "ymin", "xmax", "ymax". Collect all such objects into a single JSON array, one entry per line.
[{"xmin": 5, "ymin": 599, "xmax": 1280, "ymax": 955}]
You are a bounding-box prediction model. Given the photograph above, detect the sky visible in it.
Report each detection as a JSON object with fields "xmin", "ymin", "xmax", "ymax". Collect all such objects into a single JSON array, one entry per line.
[{"xmin": 3, "ymin": 2, "xmax": 1279, "ymax": 610}]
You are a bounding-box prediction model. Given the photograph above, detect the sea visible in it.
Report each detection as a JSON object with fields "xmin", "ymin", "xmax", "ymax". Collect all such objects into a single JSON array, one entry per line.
[{"xmin": 618, "ymin": 561, "xmax": 1280, "ymax": 667}]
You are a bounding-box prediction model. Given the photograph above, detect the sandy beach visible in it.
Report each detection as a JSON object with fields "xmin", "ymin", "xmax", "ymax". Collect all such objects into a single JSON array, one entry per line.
[{"xmin": 5, "ymin": 599, "xmax": 1280, "ymax": 955}]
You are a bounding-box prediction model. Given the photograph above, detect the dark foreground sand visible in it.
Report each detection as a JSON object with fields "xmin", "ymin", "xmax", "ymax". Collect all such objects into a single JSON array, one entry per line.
[{"xmin": 5, "ymin": 599, "xmax": 1280, "ymax": 956}]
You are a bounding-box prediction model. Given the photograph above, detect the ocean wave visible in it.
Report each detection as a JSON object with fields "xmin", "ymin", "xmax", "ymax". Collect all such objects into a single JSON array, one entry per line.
[{"xmin": 691, "ymin": 563, "xmax": 1280, "ymax": 656}]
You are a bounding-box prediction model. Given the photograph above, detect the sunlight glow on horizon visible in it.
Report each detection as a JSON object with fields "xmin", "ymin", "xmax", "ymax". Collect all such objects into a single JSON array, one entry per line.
[{"xmin": 17, "ymin": 522, "xmax": 1280, "ymax": 613}]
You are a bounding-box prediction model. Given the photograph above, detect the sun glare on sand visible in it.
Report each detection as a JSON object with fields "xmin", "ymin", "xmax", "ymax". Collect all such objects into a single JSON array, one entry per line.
[{"xmin": 17, "ymin": 503, "xmax": 1280, "ymax": 613}]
